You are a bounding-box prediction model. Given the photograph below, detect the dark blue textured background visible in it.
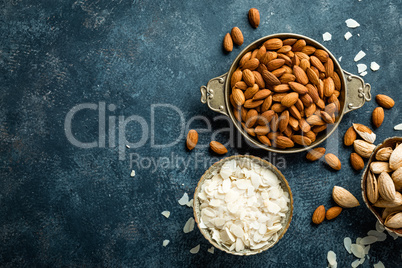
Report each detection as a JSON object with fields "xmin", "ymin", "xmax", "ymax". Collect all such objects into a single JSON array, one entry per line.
[{"xmin": 0, "ymin": 0, "xmax": 401, "ymax": 267}]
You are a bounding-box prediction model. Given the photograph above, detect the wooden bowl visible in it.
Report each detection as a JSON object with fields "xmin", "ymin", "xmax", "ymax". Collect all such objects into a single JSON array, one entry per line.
[
  {"xmin": 361, "ymin": 136, "xmax": 402, "ymax": 237},
  {"xmin": 193, "ymin": 155, "xmax": 293, "ymax": 255}
]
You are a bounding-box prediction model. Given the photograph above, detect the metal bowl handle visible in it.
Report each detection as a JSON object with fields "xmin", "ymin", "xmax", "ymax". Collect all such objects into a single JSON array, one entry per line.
[
  {"xmin": 343, "ymin": 70, "xmax": 372, "ymax": 114},
  {"xmin": 200, "ymin": 73, "xmax": 228, "ymax": 116}
]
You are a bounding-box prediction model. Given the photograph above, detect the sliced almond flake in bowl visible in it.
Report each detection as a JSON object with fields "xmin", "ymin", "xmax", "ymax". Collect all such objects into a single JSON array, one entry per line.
[
  {"xmin": 373, "ymin": 261, "xmax": 385, "ymax": 268},
  {"xmin": 359, "ymin": 235, "xmax": 378, "ymax": 245},
  {"xmin": 178, "ymin": 193, "xmax": 189, "ymax": 205},
  {"xmin": 190, "ymin": 244, "xmax": 200, "ymax": 254},
  {"xmin": 161, "ymin": 211, "xmax": 170, "ymax": 218},
  {"xmin": 354, "ymin": 51, "xmax": 366, "ymax": 62},
  {"xmin": 183, "ymin": 217, "xmax": 195, "ymax": 233},
  {"xmin": 357, "ymin": 64, "xmax": 367, "ymax": 74},
  {"xmin": 346, "ymin": 18, "xmax": 360, "ymax": 28},
  {"xmin": 344, "ymin": 237, "xmax": 352, "ymax": 254},
  {"xmin": 323, "ymin": 32, "xmax": 332, "ymax": 41},
  {"xmin": 162, "ymin": 240, "xmax": 170, "ymax": 247},
  {"xmin": 351, "ymin": 244, "xmax": 365, "ymax": 258},
  {"xmin": 370, "ymin": 62, "xmax": 380, "ymax": 71},
  {"xmin": 344, "ymin": 32, "xmax": 353, "ymax": 40}
]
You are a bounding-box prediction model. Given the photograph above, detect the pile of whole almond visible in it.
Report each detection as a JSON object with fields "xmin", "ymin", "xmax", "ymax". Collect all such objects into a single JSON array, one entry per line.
[
  {"xmin": 229, "ymin": 37, "xmax": 341, "ymax": 149},
  {"xmin": 366, "ymin": 141, "xmax": 402, "ymax": 229}
]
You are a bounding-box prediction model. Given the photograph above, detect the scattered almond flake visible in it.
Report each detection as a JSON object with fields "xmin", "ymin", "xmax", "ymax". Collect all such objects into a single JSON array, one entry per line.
[
  {"xmin": 178, "ymin": 193, "xmax": 189, "ymax": 206},
  {"xmin": 327, "ymin": 250, "xmax": 337, "ymax": 266},
  {"xmin": 344, "ymin": 32, "xmax": 353, "ymax": 40},
  {"xmin": 162, "ymin": 240, "xmax": 170, "ymax": 247},
  {"xmin": 338, "ymin": 56, "xmax": 342, "ymax": 62},
  {"xmin": 346, "ymin": 19, "xmax": 360, "ymax": 28},
  {"xmin": 376, "ymin": 221, "xmax": 385, "ymax": 232},
  {"xmin": 126, "ymin": 144, "xmax": 130, "ymax": 148},
  {"xmin": 357, "ymin": 34, "xmax": 360, "ymax": 37},
  {"xmin": 207, "ymin": 247, "xmax": 215, "ymax": 254},
  {"xmin": 370, "ymin": 62, "xmax": 380, "ymax": 71},
  {"xmin": 190, "ymin": 244, "xmax": 200, "ymax": 254},
  {"xmin": 197, "ymin": 158, "xmax": 290, "ymax": 252},
  {"xmin": 130, "ymin": 170, "xmax": 136, "ymax": 177},
  {"xmin": 344, "ymin": 237, "xmax": 352, "ymax": 254},
  {"xmin": 387, "ymin": 230, "xmax": 399, "ymax": 240},
  {"xmin": 323, "ymin": 32, "xmax": 332, "ymax": 41},
  {"xmin": 161, "ymin": 211, "xmax": 170, "ymax": 218},
  {"xmin": 357, "ymin": 64, "xmax": 367, "ymax": 74},
  {"xmin": 186, "ymin": 199, "xmax": 193, "ymax": 208},
  {"xmin": 364, "ymin": 245, "xmax": 370, "ymax": 254},
  {"xmin": 351, "ymin": 244, "xmax": 365, "ymax": 259},
  {"xmin": 373, "ymin": 261, "xmax": 385, "ymax": 268},
  {"xmin": 356, "ymin": 237, "xmax": 362, "ymax": 245},
  {"xmin": 360, "ymin": 71, "xmax": 367, "ymax": 77},
  {"xmin": 367, "ymin": 230, "xmax": 387, "ymax": 241},
  {"xmin": 183, "ymin": 217, "xmax": 195, "ymax": 233},
  {"xmin": 359, "ymin": 236, "xmax": 377, "ymax": 245},
  {"xmin": 394, "ymin": 123, "xmax": 402, "ymax": 131},
  {"xmin": 351, "ymin": 259, "xmax": 360, "ymax": 268},
  {"xmin": 359, "ymin": 257, "xmax": 365, "ymax": 265},
  {"xmin": 354, "ymin": 51, "xmax": 366, "ymax": 62}
]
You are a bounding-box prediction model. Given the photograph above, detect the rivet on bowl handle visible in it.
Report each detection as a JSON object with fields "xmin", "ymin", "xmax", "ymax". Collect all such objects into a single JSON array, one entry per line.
[
  {"xmin": 343, "ymin": 70, "xmax": 372, "ymax": 114},
  {"xmin": 200, "ymin": 73, "xmax": 228, "ymax": 116}
]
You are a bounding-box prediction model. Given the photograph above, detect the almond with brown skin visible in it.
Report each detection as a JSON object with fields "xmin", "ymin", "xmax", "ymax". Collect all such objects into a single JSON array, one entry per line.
[
  {"xmin": 281, "ymin": 92, "xmax": 299, "ymax": 107},
  {"xmin": 288, "ymin": 82, "xmax": 308, "ymax": 94},
  {"xmin": 292, "ymin": 39, "xmax": 306, "ymax": 52},
  {"xmin": 326, "ymin": 206, "xmax": 342, "ymax": 220},
  {"xmin": 350, "ymin": 152, "xmax": 364, "ymax": 171},
  {"xmin": 209, "ymin": 141, "xmax": 228, "ymax": 154},
  {"xmin": 375, "ymin": 94, "xmax": 395, "ymax": 109},
  {"xmin": 223, "ymin": 33, "xmax": 233, "ymax": 52},
  {"xmin": 186, "ymin": 130, "xmax": 198, "ymax": 150},
  {"xmin": 257, "ymin": 135, "xmax": 271, "ymax": 146},
  {"xmin": 253, "ymin": 71, "xmax": 265, "ymax": 89},
  {"xmin": 372, "ymin": 107, "xmax": 384, "ymax": 128},
  {"xmin": 245, "ymin": 109, "xmax": 258, "ymax": 128},
  {"xmin": 242, "ymin": 69, "xmax": 255, "ymax": 86},
  {"xmin": 232, "ymin": 88, "xmax": 245, "ymax": 106},
  {"xmin": 274, "ymin": 136, "xmax": 294, "ymax": 148},
  {"xmin": 280, "ymin": 73, "xmax": 296, "ymax": 83},
  {"xmin": 325, "ymin": 58, "xmax": 334, "ymax": 78},
  {"xmin": 323, "ymin": 77, "xmax": 335, "ymax": 97},
  {"xmin": 310, "ymin": 56, "xmax": 325, "ymax": 72},
  {"xmin": 306, "ymin": 147, "xmax": 326, "ymax": 161},
  {"xmin": 230, "ymin": 69, "xmax": 242, "ymax": 88},
  {"xmin": 301, "ymin": 45, "xmax": 316, "ymax": 55},
  {"xmin": 344, "ymin": 126, "xmax": 357, "ymax": 146},
  {"xmin": 312, "ymin": 205, "xmax": 325, "ymax": 224},
  {"xmin": 253, "ymin": 89, "xmax": 271, "ymax": 100},
  {"xmin": 241, "ymin": 58, "xmax": 260, "ymax": 71},
  {"xmin": 264, "ymin": 38, "xmax": 283, "ymax": 50},
  {"xmin": 293, "ymin": 65, "xmax": 309, "ymax": 85},
  {"xmin": 262, "ymin": 70, "xmax": 281, "ymax": 86},
  {"xmin": 314, "ymin": 49, "xmax": 329, "ymax": 62},
  {"xmin": 231, "ymin": 27, "xmax": 244, "ymax": 46},
  {"xmin": 320, "ymin": 111, "xmax": 334, "ymax": 124},
  {"xmin": 353, "ymin": 123, "xmax": 376, "ymax": 144},
  {"xmin": 248, "ymin": 8, "xmax": 260, "ymax": 28},
  {"xmin": 325, "ymin": 153, "xmax": 341, "ymax": 171},
  {"xmin": 292, "ymin": 135, "xmax": 312, "ymax": 146},
  {"xmin": 244, "ymin": 84, "xmax": 259, "ymax": 99},
  {"xmin": 267, "ymin": 59, "xmax": 286, "ymax": 71}
]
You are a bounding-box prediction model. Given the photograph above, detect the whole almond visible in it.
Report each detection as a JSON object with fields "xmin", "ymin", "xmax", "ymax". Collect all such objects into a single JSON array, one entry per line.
[
  {"xmin": 267, "ymin": 59, "xmax": 286, "ymax": 71},
  {"xmin": 320, "ymin": 111, "xmax": 334, "ymax": 124},
  {"xmin": 245, "ymin": 109, "xmax": 258, "ymax": 128},
  {"xmin": 223, "ymin": 33, "xmax": 233, "ymax": 52},
  {"xmin": 326, "ymin": 206, "xmax": 342, "ymax": 220},
  {"xmin": 292, "ymin": 135, "xmax": 312, "ymax": 146},
  {"xmin": 244, "ymin": 84, "xmax": 259, "ymax": 99},
  {"xmin": 248, "ymin": 8, "xmax": 260, "ymax": 28},
  {"xmin": 306, "ymin": 115, "xmax": 325, "ymax": 126},
  {"xmin": 376, "ymin": 147, "xmax": 393, "ymax": 161},
  {"xmin": 278, "ymin": 110, "xmax": 290, "ymax": 132},
  {"xmin": 372, "ymin": 107, "xmax": 384, "ymax": 128},
  {"xmin": 306, "ymin": 147, "xmax": 326, "ymax": 161},
  {"xmin": 354, "ymin": 139, "xmax": 376, "ymax": 158},
  {"xmin": 314, "ymin": 49, "xmax": 329, "ymax": 62},
  {"xmin": 254, "ymin": 125, "xmax": 270, "ymax": 135},
  {"xmin": 186, "ymin": 130, "xmax": 198, "ymax": 150},
  {"xmin": 210, "ymin": 141, "xmax": 228, "ymax": 154},
  {"xmin": 253, "ymin": 89, "xmax": 271, "ymax": 100},
  {"xmin": 310, "ymin": 56, "xmax": 325, "ymax": 72},
  {"xmin": 234, "ymin": 81, "xmax": 247, "ymax": 90},
  {"xmin": 325, "ymin": 153, "xmax": 341, "ymax": 171},
  {"xmin": 230, "ymin": 69, "xmax": 242, "ymax": 87},
  {"xmin": 261, "ymin": 96, "xmax": 273, "ymax": 112},
  {"xmin": 375, "ymin": 94, "xmax": 395, "ymax": 109},
  {"xmin": 239, "ymin": 52, "xmax": 252, "ymax": 67},
  {"xmin": 378, "ymin": 172, "xmax": 396, "ymax": 201},
  {"xmin": 350, "ymin": 152, "xmax": 364, "ymax": 171},
  {"xmin": 242, "ymin": 69, "xmax": 255, "ymax": 86},
  {"xmin": 382, "ymin": 205, "xmax": 402, "ymax": 220},
  {"xmin": 253, "ymin": 71, "xmax": 265, "ymax": 89},
  {"xmin": 366, "ymin": 171, "xmax": 379, "ymax": 204},
  {"xmin": 231, "ymin": 27, "xmax": 244, "ymax": 46},
  {"xmin": 281, "ymin": 92, "xmax": 299, "ymax": 107},
  {"xmin": 275, "ymin": 136, "xmax": 294, "ymax": 148},
  {"xmin": 241, "ymin": 58, "xmax": 259, "ymax": 71},
  {"xmin": 289, "ymin": 82, "xmax": 308, "ymax": 94},
  {"xmin": 293, "ymin": 65, "xmax": 309, "ymax": 85},
  {"xmin": 273, "ymin": 84, "xmax": 290, "ymax": 93},
  {"xmin": 344, "ymin": 126, "xmax": 357, "ymax": 146},
  {"xmin": 312, "ymin": 205, "xmax": 325, "ymax": 224},
  {"xmin": 257, "ymin": 135, "xmax": 271, "ymax": 146},
  {"xmin": 280, "ymin": 73, "xmax": 296, "ymax": 83},
  {"xmin": 292, "ymin": 39, "xmax": 306, "ymax": 52},
  {"xmin": 262, "ymin": 70, "xmax": 281, "ymax": 86},
  {"xmin": 353, "ymin": 123, "xmax": 376, "ymax": 144},
  {"xmin": 270, "ymin": 113, "xmax": 279, "ymax": 132},
  {"xmin": 256, "ymin": 46, "xmax": 267, "ymax": 60},
  {"xmin": 264, "ymin": 38, "xmax": 283, "ymax": 50},
  {"xmin": 332, "ymin": 186, "xmax": 360, "ymax": 208},
  {"xmin": 389, "ymin": 143, "xmax": 402, "ymax": 170},
  {"xmin": 332, "ymin": 72, "xmax": 342, "ymax": 91},
  {"xmin": 323, "ymin": 77, "xmax": 335, "ymax": 97},
  {"xmin": 324, "ymin": 58, "xmax": 334, "ymax": 78},
  {"xmin": 232, "ymin": 88, "xmax": 245, "ymax": 106},
  {"xmin": 370, "ymin": 162, "xmax": 392, "ymax": 174}
]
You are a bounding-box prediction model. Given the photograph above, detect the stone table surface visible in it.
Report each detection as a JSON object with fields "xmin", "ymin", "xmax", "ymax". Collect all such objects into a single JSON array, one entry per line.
[{"xmin": 1, "ymin": 0, "xmax": 401, "ymax": 267}]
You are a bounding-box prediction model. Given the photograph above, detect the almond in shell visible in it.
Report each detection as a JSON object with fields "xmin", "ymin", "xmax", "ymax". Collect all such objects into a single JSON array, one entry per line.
[
  {"xmin": 332, "ymin": 186, "xmax": 360, "ymax": 208},
  {"xmin": 366, "ymin": 171, "xmax": 379, "ymax": 204},
  {"xmin": 375, "ymin": 147, "xmax": 393, "ymax": 161},
  {"xmin": 378, "ymin": 172, "xmax": 396, "ymax": 201},
  {"xmin": 384, "ymin": 212, "xmax": 402, "ymax": 229},
  {"xmin": 389, "ymin": 143, "xmax": 402, "ymax": 170},
  {"xmin": 354, "ymin": 139, "xmax": 376, "ymax": 158},
  {"xmin": 370, "ymin": 162, "xmax": 392, "ymax": 174},
  {"xmin": 325, "ymin": 153, "xmax": 341, "ymax": 171},
  {"xmin": 391, "ymin": 167, "xmax": 402, "ymax": 187}
]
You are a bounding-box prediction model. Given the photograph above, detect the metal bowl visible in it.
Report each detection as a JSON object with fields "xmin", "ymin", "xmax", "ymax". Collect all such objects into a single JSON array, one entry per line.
[
  {"xmin": 193, "ymin": 155, "xmax": 293, "ymax": 255},
  {"xmin": 361, "ymin": 136, "xmax": 402, "ymax": 237},
  {"xmin": 200, "ymin": 33, "xmax": 371, "ymax": 153}
]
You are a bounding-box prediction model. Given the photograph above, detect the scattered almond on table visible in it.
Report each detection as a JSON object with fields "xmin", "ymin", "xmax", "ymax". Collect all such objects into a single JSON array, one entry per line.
[
  {"xmin": 186, "ymin": 129, "xmax": 198, "ymax": 150},
  {"xmin": 223, "ymin": 33, "xmax": 233, "ymax": 52},
  {"xmin": 210, "ymin": 141, "xmax": 228, "ymax": 154},
  {"xmin": 248, "ymin": 8, "xmax": 260, "ymax": 28}
]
